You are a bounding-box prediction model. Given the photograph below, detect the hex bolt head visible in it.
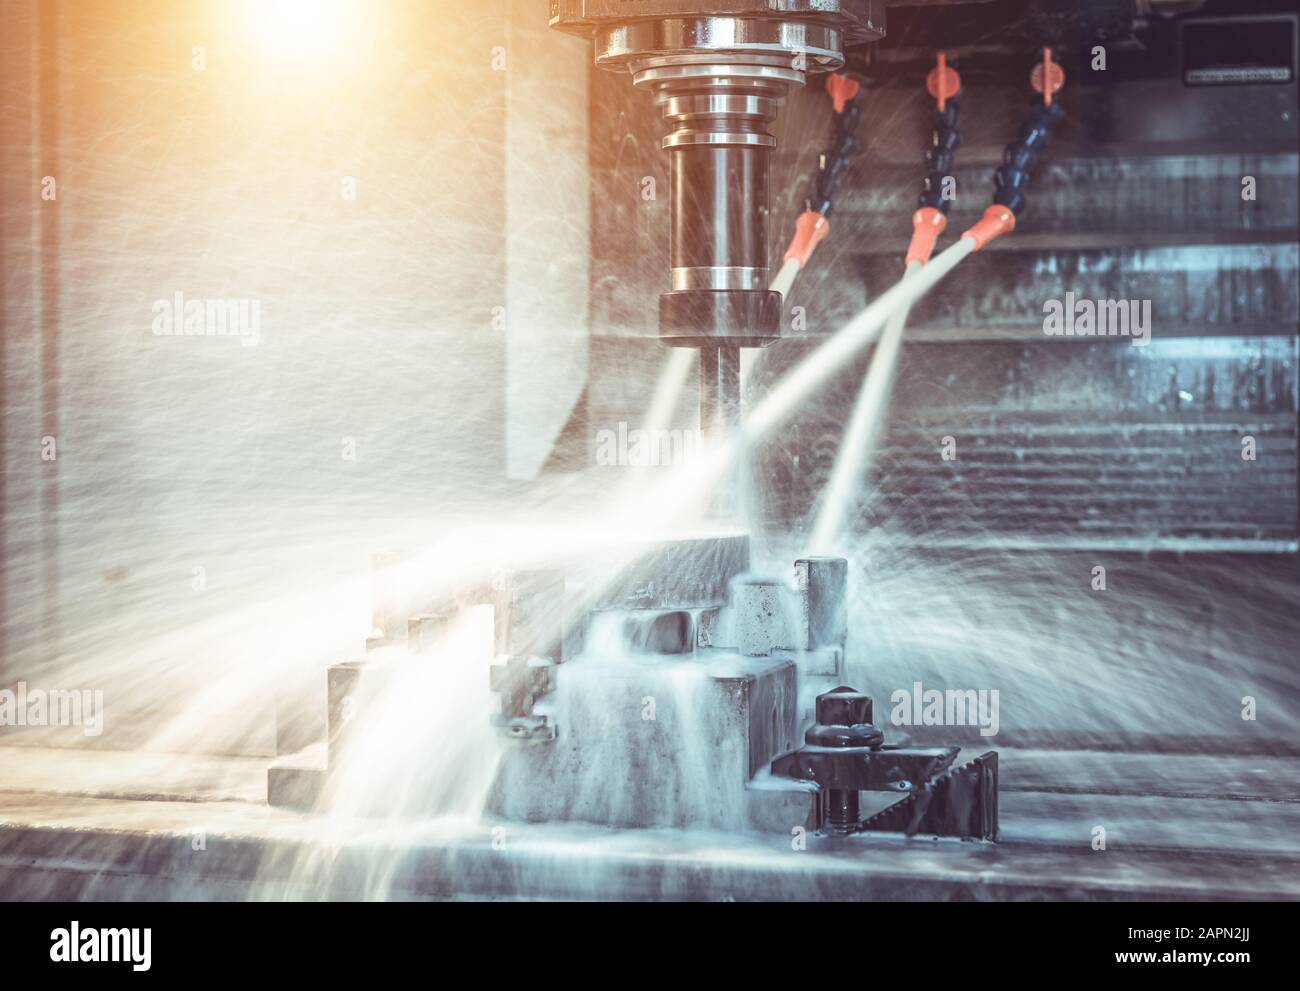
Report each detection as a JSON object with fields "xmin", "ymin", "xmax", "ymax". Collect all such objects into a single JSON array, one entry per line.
[{"xmin": 815, "ymin": 686, "xmax": 873, "ymax": 727}]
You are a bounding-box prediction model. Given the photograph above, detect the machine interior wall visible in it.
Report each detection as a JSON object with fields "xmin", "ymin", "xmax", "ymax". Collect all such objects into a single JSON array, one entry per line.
[
  {"xmin": 0, "ymin": 0, "xmax": 590, "ymax": 753},
  {"xmin": 579, "ymin": 6, "xmax": 1300, "ymax": 747}
]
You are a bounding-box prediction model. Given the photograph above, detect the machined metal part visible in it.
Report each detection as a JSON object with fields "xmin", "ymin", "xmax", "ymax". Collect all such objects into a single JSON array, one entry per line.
[
  {"xmin": 407, "ymin": 607, "xmax": 455, "ymax": 654},
  {"xmin": 622, "ymin": 609, "xmax": 695, "ymax": 654},
  {"xmin": 497, "ymin": 715, "xmax": 558, "ymax": 744},
  {"xmin": 369, "ymin": 550, "xmax": 406, "ymax": 642},
  {"xmin": 491, "ymin": 569, "xmax": 566, "ymax": 661},
  {"xmin": 708, "ymin": 557, "xmax": 848, "ymax": 671},
  {"xmin": 278, "ymin": 548, "xmax": 998, "ymax": 845},
  {"xmin": 583, "ymin": 534, "xmax": 750, "ymax": 611},
  {"xmin": 483, "ymin": 655, "xmax": 553, "ymax": 728},
  {"xmin": 793, "ymin": 556, "xmax": 848, "ymax": 651},
  {"xmin": 326, "ymin": 659, "xmax": 374, "ymax": 770},
  {"xmin": 487, "ymin": 651, "xmax": 801, "ymax": 830},
  {"xmin": 733, "ymin": 574, "xmax": 789, "ymax": 657}
]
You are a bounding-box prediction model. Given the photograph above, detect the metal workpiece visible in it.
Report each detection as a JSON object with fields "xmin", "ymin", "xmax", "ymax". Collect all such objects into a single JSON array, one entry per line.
[
  {"xmin": 326, "ymin": 659, "xmax": 377, "ymax": 770},
  {"xmin": 491, "ymin": 569, "xmax": 567, "ymax": 661},
  {"xmin": 579, "ymin": 534, "xmax": 750, "ymax": 611},
  {"xmin": 482, "ymin": 537, "xmax": 750, "ymax": 740},
  {"xmin": 487, "ymin": 651, "xmax": 802, "ymax": 831},
  {"xmin": 407, "ymin": 607, "xmax": 456, "ymax": 654},
  {"xmin": 696, "ymin": 605, "xmax": 724, "ymax": 647},
  {"xmin": 793, "ymin": 556, "xmax": 848, "ymax": 651},
  {"xmin": 733, "ymin": 575, "xmax": 791, "ymax": 656},
  {"xmin": 490, "ymin": 655, "xmax": 558, "ymax": 742},
  {"xmin": 369, "ymin": 550, "xmax": 407, "ymax": 642},
  {"xmin": 482, "ymin": 573, "xmax": 564, "ymax": 742},
  {"xmin": 277, "ymin": 543, "xmax": 998, "ymax": 844},
  {"xmin": 622, "ymin": 609, "xmax": 694, "ymax": 654},
  {"xmin": 718, "ymin": 557, "xmax": 847, "ymax": 661}
]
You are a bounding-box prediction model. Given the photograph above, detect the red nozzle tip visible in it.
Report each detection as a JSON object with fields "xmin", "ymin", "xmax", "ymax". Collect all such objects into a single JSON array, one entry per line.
[
  {"xmin": 926, "ymin": 53, "xmax": 961, "ymax": 111},
  {"xmin": 784, "ymin": 210, "xmax": 831, "ymax": 269},
  {"xmin": 962, "ymin": 204, "xmax": 1016, "ymax": 251},
  {"xmin": 825, "ymin": 73, "xmax": 861, "ymax": 114},
  {"xmin": 905, "ymin": 207, "xmax": 947, "ymax": 266},
  {"xmin": 1031, "ymin": 47, "xmax": 1065, "ymax": 105}
]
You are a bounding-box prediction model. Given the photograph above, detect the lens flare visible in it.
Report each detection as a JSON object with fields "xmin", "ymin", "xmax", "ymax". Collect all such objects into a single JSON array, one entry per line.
[{"xmin": 245, "ymin": 0, "xmax": 357, "ymax": 59}]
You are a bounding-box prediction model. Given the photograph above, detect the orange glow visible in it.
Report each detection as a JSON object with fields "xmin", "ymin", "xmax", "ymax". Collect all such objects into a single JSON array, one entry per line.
[{"xmin": 245, "ymin": 0, "xmax": 358, "ymax": 60}]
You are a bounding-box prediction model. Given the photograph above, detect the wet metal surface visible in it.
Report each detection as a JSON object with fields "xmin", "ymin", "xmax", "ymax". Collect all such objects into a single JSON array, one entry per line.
[{"xmin": 4, "ymin": 745, "xmax": 1300, "ymax": 901}]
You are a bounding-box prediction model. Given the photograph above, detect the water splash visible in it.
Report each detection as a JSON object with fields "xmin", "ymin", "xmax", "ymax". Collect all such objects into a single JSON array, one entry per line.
[{"xmin": 808, "ymin": 262, "xmax": 923, "ymax": 553}]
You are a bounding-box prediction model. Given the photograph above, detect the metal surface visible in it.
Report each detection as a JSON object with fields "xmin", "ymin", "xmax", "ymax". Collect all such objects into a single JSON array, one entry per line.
[
  {"xmin": 733, "ymin": 575, "xmax": 788, "ymax": 656},
  {"xmin": 271, "ymin": 546, "xmax": 1001, "ymax": 844},
  {"xmin": 490, "ymin": 655, "xmax": 557, "ymax": 725},
  {"xmin": 793, "ymin": 557, "xmax": 848, "ymax": 651},
  {"xmin": 672, "ymin": 265, "xmax": 767, "ymax": 291},
  {"xmin": 771, "ymin": 686, "xmax": 999, "ymax": 839},
  {"xmin": 326, "ymin": 660, "xmax": 371, "ymax": 771},
  {"xmin": 760, "ymin": 337, "xmax": 1300, "ymax": 543},
  {"xmin": 641, "ymin": 55, "xmax": 792, "ymax": 352},
  {"xmin": 489, "ymin": 569, "xmax": 566, "ymax": 661},
  {"xmin": 622, "ymin": 610, "xmax": 694, "ymax": 653},
  {"xmin": 698, "ymin": 343, "xmax": 742, "ymax": 454},
  {"xmin": 487, "ymin": 653, "xmax": 802, "ymax": 831},
  {"xmin": 862, "ymin": 751, "xmax": 1000, "ymax": 840},
  {"xmin": 595, "ymin": 19, "xmax": 847, "ymax": 68},
  {"xmin": 549, "ymin": 1, "xmax": 886, "ymax": 44},
  {"xmin": 745, "ymin": 62, "xmax": 1299, "ymax": 544},
  {"xmin": 20, "ymin": 743, "xmax": 1300, "ymax": 901},
  {"xmin": 551, "ymin": 3, "xmax": 884, "ymax": 456},
  {"xmin": 581, "ymin": 533, "xmax": 750, "ymax": 611}
]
